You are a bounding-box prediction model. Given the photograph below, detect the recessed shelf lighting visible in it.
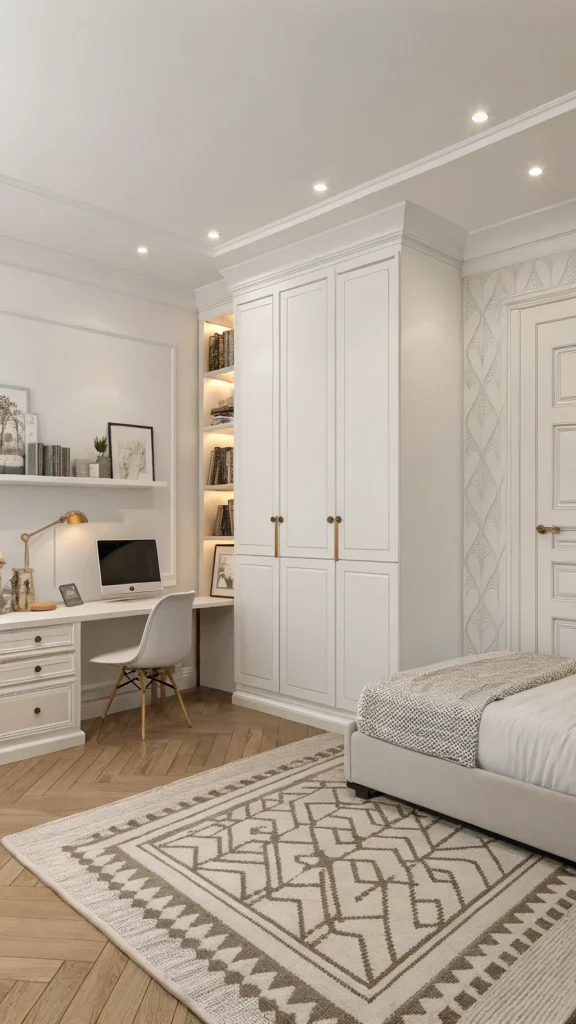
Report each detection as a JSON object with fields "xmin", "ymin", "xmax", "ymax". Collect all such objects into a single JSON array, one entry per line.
[
  {"xmin": 528, "ymin": 166, "xmax": 543, "ymax": 177},
  {"xmin": 471, "ymin": 110, "xmax": 488, "ymax": 124},
  {"xmin": 136, "ymin": 246, "xmax": 149, "ymax": 254},
  {"xmin": 313, "ymin": 182, "xmax": 328, "ymax": 193},
  {"xmin": 207, "ymin": 230, "xmax": 220, "ymax": 240}
]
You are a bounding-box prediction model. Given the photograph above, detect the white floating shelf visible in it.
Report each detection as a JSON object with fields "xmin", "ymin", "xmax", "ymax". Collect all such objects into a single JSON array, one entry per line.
[
  {"xmin": 205, "ymin": 484, "xmax": 234, "ymax": 491},
  {"xmin": 204, "ymin": 535, "xmax": 234, "ymax": 541},
  {"xmin": 204, "ymin": 366, "xmax": 234, "ymax": 383},
  {"xmin": 0, "ymin": 475, "xmax": 168, "ymax": 489},
  {"xmin": 203, "ymin": 423, "xmax": 234, "ymax": 434}
]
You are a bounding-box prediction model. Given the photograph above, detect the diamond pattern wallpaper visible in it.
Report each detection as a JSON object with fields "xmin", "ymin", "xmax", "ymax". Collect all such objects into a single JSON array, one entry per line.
[{"xmin": 464, "ymin": 246, "xmax": 576, "ymax": 654}]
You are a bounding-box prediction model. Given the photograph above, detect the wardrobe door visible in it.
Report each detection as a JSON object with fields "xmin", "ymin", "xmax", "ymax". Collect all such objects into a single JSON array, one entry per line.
[
  {"xmin": 234, "ymin": 556, "xmax": 279, "ymax": 692},
  {"xmin": 280, "ymin": 558, "xmax": 335, "ymax": 706},
  {"xmin": 336, "ymin": 561, "xmax": 398, "ymax": 712},
  {"xmin": 279, "ymin": 275, "xmax": 335, "ymax": 559},
  {"xmin": 235, "ymin": 294, "xmax": 279, "ymax": 556},
  {"xmin": 335, "ymin": 255, "xmax": 398, "ymax": 561}
]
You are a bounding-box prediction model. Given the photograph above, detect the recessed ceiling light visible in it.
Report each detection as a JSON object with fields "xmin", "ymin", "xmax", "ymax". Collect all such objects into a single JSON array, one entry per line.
[
  {"xmin": 528, "ymin": 166, "xmax": 543, "ymax": 177},
  {"xmin": 471, "ymin": 110, "xmax": 488, "ymax": 124},
  {"xmin": 136, "ymin": 246, "xmax": 148, "ymax": 254},
  {"xmin": 313, "ymin": 181, "xmax": 328, "ymax": 193},
  {"xmin": 207, "ymin": 230, "xmax": 220, "ymax": 240}
]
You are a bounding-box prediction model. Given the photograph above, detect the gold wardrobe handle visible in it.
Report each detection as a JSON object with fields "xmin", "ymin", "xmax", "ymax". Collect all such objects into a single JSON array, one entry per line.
[
  {"xmin": 536, "ymin": 524, "xmax": 561, "ymax": 534},
  {"xmin": 327, "ymin": 516, "xmax": 342, "ymax": 560},
  {"xmin": 271, "ymin": 516, "xmax": 284, "ymax": 557}
]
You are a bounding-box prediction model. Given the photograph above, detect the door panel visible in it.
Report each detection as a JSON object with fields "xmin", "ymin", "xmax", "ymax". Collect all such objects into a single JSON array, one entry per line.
[
  {"xmin": 234, "ymin": 556, "xmax": 279, "ymax": 691},
  {"xmin": 235, "ymin": 295, "xmax": 278, "ymax": 555},
  {"xmin": 335, "ymin": 256, "xmax": 398, "ymax": 561},
  {"xmin": 279, "ymin": 276, "xmax": 335, "ymax": 559},
  {"xmin": 280, "ymin": 558, "xmax": 335, "ymax": 705},
  {"xmin": 336, "ymin": 561, "xmax": 398, "ymax": 711}
]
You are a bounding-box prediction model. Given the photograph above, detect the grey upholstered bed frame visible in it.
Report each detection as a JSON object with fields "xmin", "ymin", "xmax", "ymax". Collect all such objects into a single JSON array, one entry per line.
[{"xmin": 344, "ymin": 721, "xmax": 576, "ymax": 863}]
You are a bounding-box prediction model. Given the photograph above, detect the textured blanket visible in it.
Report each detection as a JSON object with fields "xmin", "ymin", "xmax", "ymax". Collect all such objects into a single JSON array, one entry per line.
[{"xmin": 357, "ymin": 650, "xmax": 576, "ymax": 767}]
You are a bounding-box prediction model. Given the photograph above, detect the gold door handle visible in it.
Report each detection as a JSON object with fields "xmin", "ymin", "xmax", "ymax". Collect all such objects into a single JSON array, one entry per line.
[
  {"xmin": 327, "ymin": 516, "xmax": 342, "ymax": 560},
  {"xmin": 536, "ymin": 524, "xmax": 561, "ymax": 534},
  {"xmin": 271, "ymin": 516, "xmax": 284, "ymax": 557}
]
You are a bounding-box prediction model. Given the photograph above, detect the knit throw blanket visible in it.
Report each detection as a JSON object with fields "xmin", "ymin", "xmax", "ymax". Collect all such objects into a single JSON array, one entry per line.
[{"xmin": 357, "ymin": 650, "xmax": 576, "ymax": 767}]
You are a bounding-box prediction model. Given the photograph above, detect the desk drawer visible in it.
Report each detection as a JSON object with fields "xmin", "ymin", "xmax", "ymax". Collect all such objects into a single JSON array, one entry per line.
[
  {"xmin": 0, "ymin": 653, "xmax": 75, "ymax": 688},
  {"xmin": 0, "ymin": 624, "xmax": 74, "ymax": 657},
  {"xmin": 0, "ymin": 684, "xmax": 73, "ymax": 739}
]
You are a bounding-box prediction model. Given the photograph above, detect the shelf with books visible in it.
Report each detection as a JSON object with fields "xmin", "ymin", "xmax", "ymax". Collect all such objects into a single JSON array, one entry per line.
[
  {"xmin": 205, "ymin": 484, "xmax": 234, "ymax": 491},
  {"xmin": 0, "ymin": 476, "xmax": 167, "ymax": 489},
  {"xmin": 204, "ymin": 535, "xmax": 234, "ymax": 542},
  {"xmin": 204, "ymin": 366, "xmax": 234, "ymax": 383},
  {"xmin": 203, "ymin": 423, "xmax": 234, "ymax": 434}
]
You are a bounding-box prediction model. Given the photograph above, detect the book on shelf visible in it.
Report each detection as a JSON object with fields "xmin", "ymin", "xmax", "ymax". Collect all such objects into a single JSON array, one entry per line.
[
  {"xmin": 38, "ymin": 444, "xmax": 71, "ymax": 477},
  {"xmin": 207, "ymin": 446, "xmax": 234, "ymax": 485},
  {"xmin": 212, "ymin": 499, "xmax": 234, "ymax": 537},
  {"xmin": 207, "ymin": 329, "xmax": 235, "ymax": 372}
]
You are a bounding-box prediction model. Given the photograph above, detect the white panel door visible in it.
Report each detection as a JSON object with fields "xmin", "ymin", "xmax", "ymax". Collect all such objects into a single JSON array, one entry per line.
[
  {"xmin": 279, "ymin": 276, "xmax": 335, "ymax": 559},
  {"xmin": 336, "ymin": 561, "xmax": 398, "ymax": 711},
  {"xmin": 234, "ymin": 556, "xmax": 279, "ymax": 692},
  {"xmin": 533, "ymin": 302, "xmax": 576, "ymax": 653},
  {"xmin": 235, "ymin": 294, "xmax": 279, "ymax": 556},
  {"xmin": 280, "ymin": 558, "xmax": 335, "ymax": 706},
  {"xmin": 335, "ymin": 254, "xmax": 398, "ymax": 561}
]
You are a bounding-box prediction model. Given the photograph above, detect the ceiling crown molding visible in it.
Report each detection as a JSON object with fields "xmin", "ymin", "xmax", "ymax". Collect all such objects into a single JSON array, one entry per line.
[
  {"xmin": 195, "ymin": 278, "xmax": 232, "ymax": 313},
  {"xmin": 213, "ymin": 90, "xmax": 576, "ymax": 259},
  {"xmin": 462, "ymin": 198, "xmax": 576, "ymax": 275}
]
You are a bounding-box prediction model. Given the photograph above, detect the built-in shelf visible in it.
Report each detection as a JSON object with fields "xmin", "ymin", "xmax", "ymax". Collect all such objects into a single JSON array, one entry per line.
[
  {"xmin": 204, "ymin": 423, "xmax": 234, "ymax": 434},
  {"xmin": 205, "ymin": 484, "xmax": 234, "ymax": 491},
  {"xmin": 204, "ymin": 535, "xmax": 234, "ymax": 541},
  {"xmin": 0, "ymin": 475, "xmax": 168, "ymax": 489},
  {"xmin": 204, "ymin": 366, "xmax": 234, "ymax": 383}
]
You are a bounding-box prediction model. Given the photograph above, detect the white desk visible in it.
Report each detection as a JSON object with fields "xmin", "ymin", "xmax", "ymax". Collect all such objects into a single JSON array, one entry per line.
[{"xmin": 0, "ymin": 596, "xmax": 231, "ymax": 765}]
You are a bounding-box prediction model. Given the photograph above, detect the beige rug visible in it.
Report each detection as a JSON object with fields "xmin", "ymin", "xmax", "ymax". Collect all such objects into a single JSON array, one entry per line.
[{"xmin": 3, "ymin": 735, "xmax": 576, "ymax": 1024}]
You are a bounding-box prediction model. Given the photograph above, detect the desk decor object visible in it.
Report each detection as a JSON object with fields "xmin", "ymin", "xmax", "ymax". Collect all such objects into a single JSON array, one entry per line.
[
  {"xmin": 0, "ymin": 383, "xmax": 29, "ymax": 475},
  {"xmin": 12, "ymin": 510, "xmax": 89, "ymax": 611},
  {"xmin": 210, "ymin": 543, "xmax": 234, "ymax": 598},
  {"xmin": 59, "ymin": 582, "xmax": 84, "ymax": 607},
  {"xmin": 0, "ymin": 550, "xmax": 7, "ymax": 614},
  {"xmin": 93, "ymin": 435, "xmax": 112, "ymax": 478},
  {"xmin": 30, "ymin": 601, "xmax": 57, "ymax": 612},
  {"xmin": 108, "ymin": 422, "xmax": 155, "ymax": 481}
]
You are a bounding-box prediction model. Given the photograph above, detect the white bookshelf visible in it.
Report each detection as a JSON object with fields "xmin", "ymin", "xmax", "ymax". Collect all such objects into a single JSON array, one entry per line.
[
  {"xmin": 0, "ymin": 476, "xmax": 167, "ymax": 489},
  {"xmin": 199, "ymin": 311, "xmax": 235, "ymax": 596}
]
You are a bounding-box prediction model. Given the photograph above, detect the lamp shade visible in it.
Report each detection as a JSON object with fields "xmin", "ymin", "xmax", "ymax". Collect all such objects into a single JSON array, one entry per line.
[{"xmin": 64, "ymin": 511, "xmax": 88, "ymax": 525}]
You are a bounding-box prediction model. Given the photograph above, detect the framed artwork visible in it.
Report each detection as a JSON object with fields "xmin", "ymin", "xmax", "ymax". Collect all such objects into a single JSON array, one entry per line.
[
  {"xmin": 210, "ymin": 544, "xmax": 234, "ymax": 598},
  {"xmin": 59, "ymin": 583, "xmax": 84, "ymax": 607},
  {"xmin": 108, "ymin": 422, "xmax": 155, "ymax": 482},
  {"xmin": 0, "ymin": 384, "xmax": 29, "ymax": 475}
]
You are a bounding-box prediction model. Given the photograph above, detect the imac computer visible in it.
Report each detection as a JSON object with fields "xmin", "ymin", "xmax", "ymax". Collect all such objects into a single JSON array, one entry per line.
[{"xmin": 97, "ymin": 539, "xmax": 163, "ymax": 599}]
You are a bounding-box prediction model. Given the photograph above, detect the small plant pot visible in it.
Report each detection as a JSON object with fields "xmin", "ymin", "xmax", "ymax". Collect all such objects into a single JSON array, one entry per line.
[
  {"xmin": 74, "ymin": 459, "xmax": 90, "ymax": 477},
  {"xmin": 97, "ymin": 457, "xmax": 112, "ymax": 478}
]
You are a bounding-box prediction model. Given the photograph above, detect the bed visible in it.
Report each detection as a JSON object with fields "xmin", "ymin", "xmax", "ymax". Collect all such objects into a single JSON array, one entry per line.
[{"xmin": 345, "ymin": 669, "xmax": 576, "ymax": 863}]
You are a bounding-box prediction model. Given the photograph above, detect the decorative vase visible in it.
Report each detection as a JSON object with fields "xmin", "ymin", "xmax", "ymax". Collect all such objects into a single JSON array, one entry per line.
[
  {"xmin": 10, "ymin": 568, "xmax": 35, "ymax": 611},
  {"xmin": 74, "ymin": 459, "xmax": 90, "ymax": 477},
  {"xmin": 97, "ymin": 456, "xmax": 112, "ymax": 478}
]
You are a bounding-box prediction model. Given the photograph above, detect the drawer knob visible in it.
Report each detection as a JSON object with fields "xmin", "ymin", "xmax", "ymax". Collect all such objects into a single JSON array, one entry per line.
[
  {"xmin": 34, "ymin": 707, "xmax": 41, "ymax": 715},
  {"xmin": 34, "ymin": 665, "xmax": 42, "ymax": 673},
  {"xmin": 34, "ymin": 636, "xmax": 42, "ymax": 644}
]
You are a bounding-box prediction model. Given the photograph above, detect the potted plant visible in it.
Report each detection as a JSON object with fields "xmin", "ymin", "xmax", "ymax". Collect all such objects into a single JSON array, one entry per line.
[{"xmin": 94, "ymin": 435, "xmax": 112, "ymax": 478}]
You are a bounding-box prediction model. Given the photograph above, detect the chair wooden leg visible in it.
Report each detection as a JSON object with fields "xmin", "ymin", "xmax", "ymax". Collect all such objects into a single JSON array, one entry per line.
[
  {"xmin": 165, "ymin": 668, "xmax": 192, "ymax": 729},
  {"xmin": 139, "ymin": 670, "xmax": 147, "ymax": 743},
  {"xmin": 97, "ymin": 668, "xmax": 125, "ymax": 742}
]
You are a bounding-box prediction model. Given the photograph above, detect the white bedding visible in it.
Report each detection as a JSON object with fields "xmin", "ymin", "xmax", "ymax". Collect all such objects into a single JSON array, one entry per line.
[{"xmin": 478, "ymin": 674, "xmax": 576, "ymax": 797}]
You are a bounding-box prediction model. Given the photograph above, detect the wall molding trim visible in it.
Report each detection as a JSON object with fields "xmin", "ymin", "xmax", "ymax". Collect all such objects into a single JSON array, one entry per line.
[
  {"xmin": 232, "ymin": 689, "xmax": 355, "ymax": 734},
  {"xmin": 463, "ymin": 199, "xmax": 576, "ymax": 276}
]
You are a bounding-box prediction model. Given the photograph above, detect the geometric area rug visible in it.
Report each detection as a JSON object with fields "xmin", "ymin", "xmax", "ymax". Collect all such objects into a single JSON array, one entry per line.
[{"xmin": 3, "ymin": 735, "xmax": 576, "ymax": 1024}]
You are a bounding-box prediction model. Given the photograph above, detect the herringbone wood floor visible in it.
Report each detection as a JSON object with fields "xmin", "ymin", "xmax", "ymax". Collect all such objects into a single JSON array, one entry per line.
[{"xmin": 0, "ymin": 687, "xmax": 321, "ymax": 1023}]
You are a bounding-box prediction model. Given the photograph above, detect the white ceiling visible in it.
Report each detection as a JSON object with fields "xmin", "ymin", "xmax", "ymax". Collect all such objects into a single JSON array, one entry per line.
[{"xmin": 1, "ymin": 0, "xmax": 575, "ymax": 298}]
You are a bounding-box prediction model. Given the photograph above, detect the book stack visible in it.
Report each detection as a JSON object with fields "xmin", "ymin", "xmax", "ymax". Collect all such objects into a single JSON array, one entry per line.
[
  {"xmin": 37, "ymin": 444, "xmax": 71, "ymax": 477},
  {"xmin": 210, "ymin": 395, "xmax": 234, "ymax": 427},
  {"xmin": 213, "ymin": 499, "xmax": 234, "ymax": 537},
  {"xmin": 207, "ymin": 446, "xmax": 234, "ymax": 485},
  {"xmin": 208, "ymin": 330, "xmax": 235, "ymax": 371}
]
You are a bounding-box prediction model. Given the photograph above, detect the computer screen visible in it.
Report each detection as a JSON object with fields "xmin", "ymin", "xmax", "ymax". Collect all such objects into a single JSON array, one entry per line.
[{"xmin": 97, "ymin": 539, "xmax": 161, "ymax": 588}]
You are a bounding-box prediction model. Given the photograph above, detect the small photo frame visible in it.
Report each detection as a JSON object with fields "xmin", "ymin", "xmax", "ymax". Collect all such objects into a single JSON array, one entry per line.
[
  {"xmin": 0, "ymin": 383, "xmax": 29, "ymax": 475},
  {"xmin": 108, "ymin": 422, "xmax": 155, "ymax": 482},
  {"xmin": 210, "ymin": 544, "xmax": 234, "ymax": 598},
  {"xmin": 59, "ymin": 583, "xmax": 84, "ymax": 607}
]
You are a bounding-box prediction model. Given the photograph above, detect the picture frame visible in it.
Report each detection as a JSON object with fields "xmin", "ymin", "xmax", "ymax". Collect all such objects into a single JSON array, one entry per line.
[
  {"xmin": 210, "ymin": 544, "xmax": 234, "ymax": 599},
  {"xmin": 59, "ymin": 582, "xmax": 84, "ymax": 607},
  {"xmin": 0, "ymin": 384, "xmax": 30, "ymax": 475},
  {"xmin": 108, "ymin": 422, "xmax": 155, "ymax": 482}
]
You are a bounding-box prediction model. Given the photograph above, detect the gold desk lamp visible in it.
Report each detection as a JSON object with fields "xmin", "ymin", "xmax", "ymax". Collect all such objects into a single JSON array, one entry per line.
[{"xmin": 12, "ymin": 511, "xmax": 88, "ymax": 612}]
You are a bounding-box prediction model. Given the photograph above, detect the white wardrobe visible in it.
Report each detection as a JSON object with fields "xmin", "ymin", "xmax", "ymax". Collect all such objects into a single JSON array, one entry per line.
[{"xmin": 229, "ymin": 209, "xmax": 463, "ymax": 729}]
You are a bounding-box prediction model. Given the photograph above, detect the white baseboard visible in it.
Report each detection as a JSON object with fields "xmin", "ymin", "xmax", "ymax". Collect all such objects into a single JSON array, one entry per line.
[
  {"xmin": 232, "ymin": 689, "xmax": 354, "ymax": 734},
  {"xmin": 0, "ymin": 729, "xmax": 85, "ymax": 766},
  {"xmin": 81, "ymin": 667, "xmax": 196, "ymax": 720}
]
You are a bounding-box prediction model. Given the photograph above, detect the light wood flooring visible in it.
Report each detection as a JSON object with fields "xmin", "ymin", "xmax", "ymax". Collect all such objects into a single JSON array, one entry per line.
[{"xmin": 0, "ymin": 687, "xmax": 321, "ymax": 1024}]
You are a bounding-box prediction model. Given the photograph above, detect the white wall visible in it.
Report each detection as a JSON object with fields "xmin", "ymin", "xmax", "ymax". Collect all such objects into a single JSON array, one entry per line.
[{"xmin": 0, "ymin": 261, "xmax": 198, "ymax": 713}]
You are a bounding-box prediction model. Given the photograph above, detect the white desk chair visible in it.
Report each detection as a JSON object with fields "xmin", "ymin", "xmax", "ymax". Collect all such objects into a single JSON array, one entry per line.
[{"xmin": 92, "ymin": 591, "xmax": 195, "ymax": 742}]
